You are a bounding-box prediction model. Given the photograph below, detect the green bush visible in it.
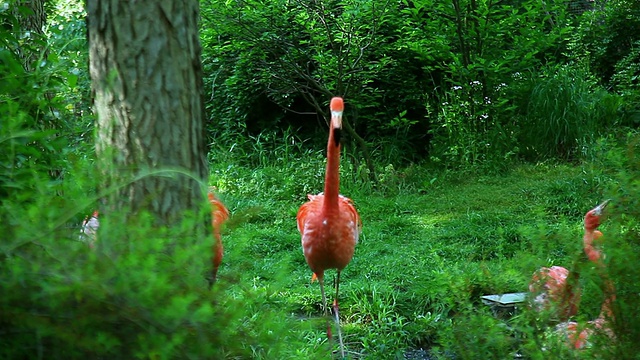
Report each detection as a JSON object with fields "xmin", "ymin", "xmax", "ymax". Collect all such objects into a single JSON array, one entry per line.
[
  {"xmin": 0, "ymin": 176, "xmax": 325, "ymax": 359},
  {"xmin": 595, "ymin": 131, "xmax": 640, "ymax": 358},
  {"xmin": 568, "ymin": 0, "xmax": 640, "ymax": 88},
  {"xmin": 513, "ymin": 65, "xmax": 622, "ymax": 160},
  {"xmin": 428, "ymin": 81, "xmax": 519, "ymax": 170}
]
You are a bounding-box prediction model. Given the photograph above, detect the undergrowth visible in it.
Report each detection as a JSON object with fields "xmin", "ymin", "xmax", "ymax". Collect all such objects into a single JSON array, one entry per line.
[{"xmin": 3, "ymin": 126, "xmax": 640, "ymax": 358}]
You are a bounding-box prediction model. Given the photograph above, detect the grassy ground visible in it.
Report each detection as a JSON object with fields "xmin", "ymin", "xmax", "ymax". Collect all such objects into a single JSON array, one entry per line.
[
  {"xmin": 6, "ymin": 136, "xmax": 637, "ymax": 358},
  {"xmin": 209, "ymin": 155, "xmax": 613, "ymax": 358}
]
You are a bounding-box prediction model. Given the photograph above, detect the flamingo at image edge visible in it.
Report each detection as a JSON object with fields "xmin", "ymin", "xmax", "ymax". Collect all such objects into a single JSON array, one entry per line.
[
  {"xmin": 556, "ymin": 284, "xmax": 615, "ymax": 350},
  {"xmin": 557, "ymin": 200, "xmax": 616, "ymax": 350},
  {"xmin": 529, "ymin": 200, "xmax": 610, "ymax": 321},
  {"xmin": 297, "ymin": 97, "xmax": 362, "ymax": 358}
]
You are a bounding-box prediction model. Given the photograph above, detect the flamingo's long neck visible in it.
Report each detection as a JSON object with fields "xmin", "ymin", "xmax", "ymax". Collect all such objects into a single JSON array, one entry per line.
[
  {"xmin": 583, "ymin": 211, "xmax": 604, "ymax": 263},
  {"xmin": 583, "ymin": 204, "xmax": 616, "ymax": 322},
  {"xmin": 323, "ymin": 100, "xmax": 343, "ymax": 214}
]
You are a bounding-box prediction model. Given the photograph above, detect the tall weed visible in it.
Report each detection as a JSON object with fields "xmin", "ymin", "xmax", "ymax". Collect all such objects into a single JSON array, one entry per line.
[
  {"xmin": 591, "ymin": 130, "xmax": 640, "ymax": 358},
  {"xmin": 515, "ymin": 65, "xmax": 622, "ymax": 160}
]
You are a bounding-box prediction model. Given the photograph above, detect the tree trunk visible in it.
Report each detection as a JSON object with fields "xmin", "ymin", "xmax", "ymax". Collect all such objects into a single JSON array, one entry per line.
[
  {"xmin": 87, "ymin": 0, "xmax": 208, "ymax": 227},
  {"xmin": 11, "ymin": 0, "xmax": 47, "ymax": 72}
]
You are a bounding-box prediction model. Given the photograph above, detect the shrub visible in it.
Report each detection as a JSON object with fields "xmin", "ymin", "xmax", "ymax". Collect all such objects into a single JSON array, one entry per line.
[{"xmin": 513, "ymin": 64, "xmax": 622, "ymax": 160}]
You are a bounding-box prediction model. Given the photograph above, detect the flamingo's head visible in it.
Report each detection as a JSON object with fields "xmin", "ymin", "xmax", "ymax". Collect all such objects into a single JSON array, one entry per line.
[
  {"xmin": 330, "ymin": 97, "xmax": 344, "ymax": 130},
  {"xmin": 584, "ymin": 199, "xmax": 610, "ymax": 232}
]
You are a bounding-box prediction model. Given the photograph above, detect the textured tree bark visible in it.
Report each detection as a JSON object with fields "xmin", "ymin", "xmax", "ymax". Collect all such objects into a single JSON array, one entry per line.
[
  {"xmin": 88, "ymin": 0, "xmax": 208, "ymax": 227},
  {"xmin": 10, "ymin": 0, "xmax": 47, "ymax": 72}
]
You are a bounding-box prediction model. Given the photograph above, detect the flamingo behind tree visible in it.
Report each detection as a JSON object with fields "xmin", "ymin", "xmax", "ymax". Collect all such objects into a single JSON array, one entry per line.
[
  {"xmin": 209, "ymin": 188, "xmax": 230, "ymax": 282},
  {"xmin": 556, "ymin": 200, "xmax": 615, "ymax": 350},
  {"xmin": 80, "ymin": 189, "xmax": 229, "ymax": 283}
]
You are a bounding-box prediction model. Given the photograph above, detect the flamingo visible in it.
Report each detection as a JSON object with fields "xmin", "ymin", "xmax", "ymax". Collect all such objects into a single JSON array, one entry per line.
[
  {"xmin": 582, "ymin": 200, "xmax": 609, "ymax": 263},
  {"xmin": 529, "ymin": 265, "xmax": 580, "ymax": 320},
  {"xmin": 556, "ymin": 284, "xmax": 615, "ymax": 350},
  {"xmin": 556, "ymin": 269, "xmax": 615, "ymax": 350},
  {"xmin": 297, "ymin": 97, "xmax": 362, "ymax": 358},
  {"xmin": 529, "ymin": 200, "xmax": 610, "ymax": 321},
  {"xmin": 209, "ymin": 188, "xmax": 230, "ymax": 282},
  {"xmin": 556, "ymin": 199, "xmax": 615, "ymax": 350}
]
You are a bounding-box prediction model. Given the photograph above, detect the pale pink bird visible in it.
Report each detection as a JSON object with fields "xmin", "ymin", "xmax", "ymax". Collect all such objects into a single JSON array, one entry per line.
[{"xmin": 80, "ymin": 211, "xmax": 100, "ymax": 248}]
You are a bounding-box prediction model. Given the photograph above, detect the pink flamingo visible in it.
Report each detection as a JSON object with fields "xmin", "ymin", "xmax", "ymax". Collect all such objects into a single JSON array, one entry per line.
[
  {"xmin": 556, "ymin": 200, "xmax": 615, "ymax": 350},
  {"xmin": 529, "ymin": 200, "xmax": 610, "ymax": 320},
  {"xmin": 297, "ymin": 97, "xmax": 362, "ymax": 358}
]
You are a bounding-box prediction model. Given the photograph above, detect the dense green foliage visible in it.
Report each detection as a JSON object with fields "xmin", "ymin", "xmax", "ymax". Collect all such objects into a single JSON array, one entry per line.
[
  {"xmin": 201, "ymin": 0, "xmax": 639, "ymax": 166},
  {"xmin": 2, "ymin": 0, "xmax": 640, "ymax": 358},
  {"xmin": 0, "ymin": 0, "xmax": 91, "ymax": 199},
  {"xmin": 512, "ymin": 64, "xmax": 623, "ymax": 160}
]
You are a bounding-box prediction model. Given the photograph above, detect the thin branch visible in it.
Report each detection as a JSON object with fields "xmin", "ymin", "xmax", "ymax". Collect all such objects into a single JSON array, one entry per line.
[{"xmin": 208, "ymin": 65, "xmax": 223, "ymax": 101}]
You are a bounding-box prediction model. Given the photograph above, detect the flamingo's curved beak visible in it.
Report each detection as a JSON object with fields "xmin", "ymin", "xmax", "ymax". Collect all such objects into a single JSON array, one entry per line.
[{"xmin": 593, "ymin": 199, "xmax": 610, "ymax": 216}]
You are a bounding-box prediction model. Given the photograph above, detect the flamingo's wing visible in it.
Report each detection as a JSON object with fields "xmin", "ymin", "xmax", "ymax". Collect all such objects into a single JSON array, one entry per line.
[
  {"xmin": 530, "ymin": 266, "xmax": 568, "ymax": 301},
  {"xmin": 296, "ymin": 194, "xmax": 322, "ymax": 234},
  {"xmin": 297, "ymin": 195, "xmax": 324, "ymax": 282},
  {"xmin": 209, "ymin": 193, "xmax": 230, "ymax": 229},
  {"xmin": 338, "ymin": 194, "xmax": 362, "ymax": 242}
]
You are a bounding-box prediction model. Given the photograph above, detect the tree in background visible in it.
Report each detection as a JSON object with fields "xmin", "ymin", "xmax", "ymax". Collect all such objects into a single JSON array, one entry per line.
[
  {"xmin": 567, "ymin": 0, "xmax": 640, "ymax": 128},
  {"xmin": 202, "ymin": 0, "xmax": 429, "ymax": 178},
  {"xmin": 87, "ymin": 0, "xmax": 209, "ymax": 227},
  {"xmin": 399, "ymin": 0, "xmax": 576, "ymax": 165},
  {"xmin": 568, "ymin": 0, "xmax": 640, "ymax": 88},
  {"xmin": 1, "ymin": 0, "xmax": 71, "ymax": 185},
  {"xmin": 7, "ymin": 0, "xmax": 47, "ymax": 71},
  {"xmin": 2, "ymin": 4, "xmax": 280, "ymax": 358},
  {"xmin": 202, "ymin": 0, "xmax": 614, "ymax": 168}
]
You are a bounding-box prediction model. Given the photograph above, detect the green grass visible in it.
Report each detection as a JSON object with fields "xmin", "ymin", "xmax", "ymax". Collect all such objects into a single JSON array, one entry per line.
[
  {"xmin": 5, "ymin": 136, "xmax": 640, "ymax": 359},
  {"xmin": 515, "ymin": 64, "xmax": 622, "ymax": 161},
  {"xmin": 211, "ymin": 155, "xmax": 617, "ymax": 358}
]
